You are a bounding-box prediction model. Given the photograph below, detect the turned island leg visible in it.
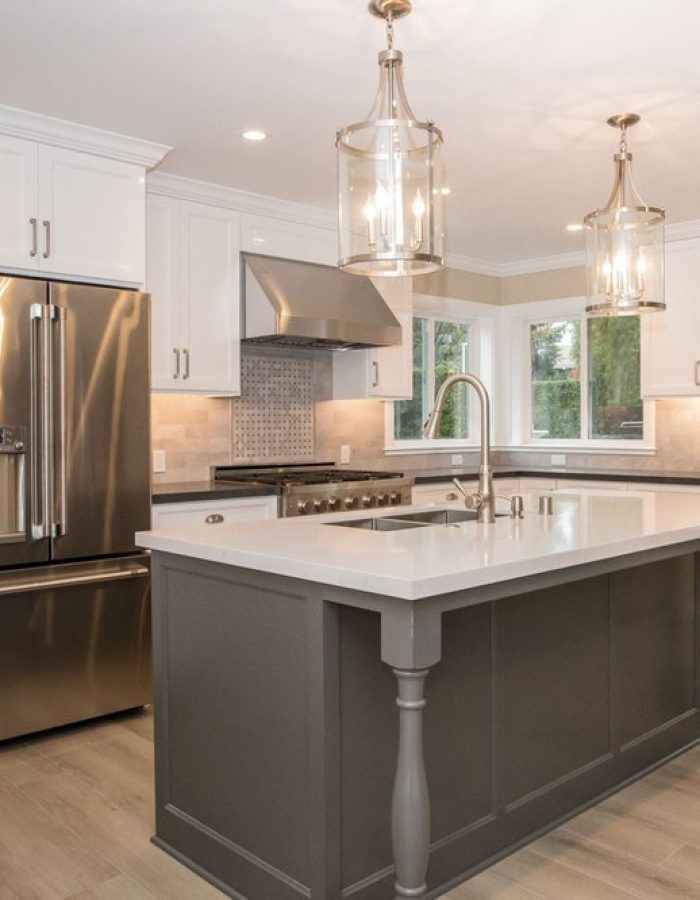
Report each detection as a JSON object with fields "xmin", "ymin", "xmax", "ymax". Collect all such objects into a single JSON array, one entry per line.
[{"xmin": 392, "ymin": 667, "xmax": 431, "ymax": 898}]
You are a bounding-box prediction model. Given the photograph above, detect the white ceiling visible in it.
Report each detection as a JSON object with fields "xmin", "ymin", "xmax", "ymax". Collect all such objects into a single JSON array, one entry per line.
[{"xmin": 2, "ymin": 0, "xmax": 700, "ymax": 265}]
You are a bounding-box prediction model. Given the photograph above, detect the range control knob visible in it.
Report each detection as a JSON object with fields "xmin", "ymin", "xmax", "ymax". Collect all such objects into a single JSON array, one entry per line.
[
  {"xmin": 297, "ymin": 500, "xmax": 310, "ymax": 515},
  {"xmin": 344, "ymin": 496, "xmax": 357, "ymax": 510},
  {"xmin": 361, "ymin": 495, "xmax": 373, "ymax": 508},
  {"xmin": 313, "ymin": 499, "xmax": 324, "ymax": 513},
  {"xmin": 390, "ymin": 492, "xmax": 400, "ymax": 505},
  {"xmin": 327, "ymin": 496, "xmax": 339, "ymax": 511}
]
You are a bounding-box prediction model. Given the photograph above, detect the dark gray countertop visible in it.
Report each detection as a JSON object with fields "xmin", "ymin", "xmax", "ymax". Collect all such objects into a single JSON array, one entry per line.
[
  {"xmin": 152, "ymin": 481, "xmax": 278, "ymax": 504},
  {"xmin": 152, "ymin": 467, "xmax": 700, "ymax": 504}
]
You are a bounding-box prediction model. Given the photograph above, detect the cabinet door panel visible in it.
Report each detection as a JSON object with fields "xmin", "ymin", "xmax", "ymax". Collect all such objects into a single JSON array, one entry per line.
[
  {"xmin": 151, "ymin": 497, "xmax": 277, "ymax": 528},
  {"xmin": 146, "ymin": 195, "xmax": 181, "ymax": 390},
  {"xmin": 641, "ymin": 241, "xmax": 700, "ymax": 397},
  {"xmin": 0, "ymin": 135, "xmax": 38, "ymax": 270},
  {"xmin": 179, "ymin": 203, "xmax": 240, "ymax": 395},
  {"xmin": 38, "ymin": 146, "xmax": 145, "ymax": 283}
]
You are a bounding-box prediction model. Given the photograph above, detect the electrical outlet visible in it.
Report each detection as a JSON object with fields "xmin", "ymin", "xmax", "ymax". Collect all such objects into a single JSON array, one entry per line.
[
  {"xmin": 153, "ymin": 450, "xmax": 166, "ymax": 473},
  {"xmin": 340, "ymin": 444, "xmax": 351, "ymax": 464},
  {"xmin": 451, "ymin": 454, "xmax": 464, "ymax": 466},
  {"xmin": 551, "ymin": 453, "xmax": 566, "ymax": 467}
]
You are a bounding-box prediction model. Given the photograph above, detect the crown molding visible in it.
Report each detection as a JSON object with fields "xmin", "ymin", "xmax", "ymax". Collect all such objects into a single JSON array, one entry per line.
[
  {"xmin": 444, "ymin": 251, "xmax": 501, "ymax": 277},
  {"xmin": 666, "ymin": 219, "xmax": 700, "ymax": 242},
  {"xmin": 0, "ymin": 104, "xmax": 171, "ymax": 167},
  {"xmin": 497, "ymin": 250, "xmax": 586, "ymax": 277},
  {"xmin": 147, "ymin": 171, "xmax": 337, "ymax": 231}
]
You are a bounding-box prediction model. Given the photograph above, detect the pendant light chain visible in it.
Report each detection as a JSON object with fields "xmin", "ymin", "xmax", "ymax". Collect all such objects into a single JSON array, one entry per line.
[{"xmin": 386, "ymin": 12, "xmax": 394, "ymax": 49}]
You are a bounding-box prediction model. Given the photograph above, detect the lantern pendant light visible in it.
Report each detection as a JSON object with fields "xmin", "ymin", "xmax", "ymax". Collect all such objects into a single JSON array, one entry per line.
[
  {"xmin": 336, "ymin": 0, "xmax": 445, "ymax": 277},
  {"xmin": 584, "ymin": 114, "xmax": 665, "ymax": 316}
]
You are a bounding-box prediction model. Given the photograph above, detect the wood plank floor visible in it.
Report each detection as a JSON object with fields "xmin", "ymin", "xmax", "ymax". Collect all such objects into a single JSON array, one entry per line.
[{"xmin": 2, "ymin": 710, "xmax": 700, "ymax": 899}]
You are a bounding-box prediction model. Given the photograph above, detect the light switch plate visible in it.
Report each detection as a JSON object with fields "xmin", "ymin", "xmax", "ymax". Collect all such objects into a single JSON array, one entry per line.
[
  {"xmin": 153, "ymin": 450, "xmax": 166, "ymax": 473},
  {"xmin": 451, "ymin": 454, "xmax": 464, "ymax": 466},
  {"xmin": 340, "ymin": 444, "xmax": 351, "ymax": 464},
  {"xmin": 551, "ymin": 453, "xmax": 566, "ymax": 467}
]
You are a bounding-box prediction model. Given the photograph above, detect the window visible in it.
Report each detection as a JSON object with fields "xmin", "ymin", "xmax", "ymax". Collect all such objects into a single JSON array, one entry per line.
[
  {"xmin": 528, "ymin": 314, "xmax": 645, "ymax": 443},
  {"xmin": 391, "ymin": 314, "xmax": 475, "ymax": 446}
]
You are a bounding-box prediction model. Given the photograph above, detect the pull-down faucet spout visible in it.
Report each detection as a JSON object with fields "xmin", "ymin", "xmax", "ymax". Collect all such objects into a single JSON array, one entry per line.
[{"xmin": 423, "ymin": 373, "xmax": 495, "ymax": 524}]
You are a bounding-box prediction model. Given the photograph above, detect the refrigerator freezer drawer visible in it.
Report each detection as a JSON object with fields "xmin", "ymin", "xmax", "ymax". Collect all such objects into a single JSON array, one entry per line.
[{"xmin": 0, "ymin": 555, "xmax": 151, "ymax": 741}]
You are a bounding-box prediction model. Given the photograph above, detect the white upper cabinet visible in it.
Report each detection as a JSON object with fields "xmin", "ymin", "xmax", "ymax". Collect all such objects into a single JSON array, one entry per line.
[
  {"xmin": 332, "ymin": 277, "xmax": 413, "ymax": 400},
  {"xmin": 0, "ymin": 108, "xmax": 169, "ymax": 285},
  {"xmin": 37, "ymin": 146, "xmax": 145, "ymax": 284},
  {"xmin": 641, "ymin": 239, "xmax": 700, "ymax": 397},
  {"xmin": 147, "ymin": 194, "xmax": 241, "ymax": 396},
  {"xmin": 240, "ymin": 213, "xmax": 337, "ymax": 266},
  {"xmin": 0, "ymin": 135, "xmax": 38, "ymax": 268}
]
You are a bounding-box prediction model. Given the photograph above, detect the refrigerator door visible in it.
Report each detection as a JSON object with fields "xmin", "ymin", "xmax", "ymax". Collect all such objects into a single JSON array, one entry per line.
[
  {"xmin": 49, "ymin": 284, "xmax": 150, "ymax": 561},
  {"xmin": 0, "ymin": 554, "xmax": 151, "ymax": 740},
  {"xmin": 0, "ymin": 277, "xmax": 50, "ymax": 567}
]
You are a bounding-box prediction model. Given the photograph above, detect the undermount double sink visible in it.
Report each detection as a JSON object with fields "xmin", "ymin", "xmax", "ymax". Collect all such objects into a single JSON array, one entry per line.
[{"xmin": 327, "ymin": 508, "xmax": 500, "ymax": 531}]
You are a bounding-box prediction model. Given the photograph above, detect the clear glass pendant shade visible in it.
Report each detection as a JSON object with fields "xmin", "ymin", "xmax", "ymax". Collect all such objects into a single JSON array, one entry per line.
[
  {"xmin": 584, "ymin": 126, "xmax": 665, "ymax": 316},
  {"xmin": 337, "ymin": 46, "xmax": 444, "ymax": 276}
]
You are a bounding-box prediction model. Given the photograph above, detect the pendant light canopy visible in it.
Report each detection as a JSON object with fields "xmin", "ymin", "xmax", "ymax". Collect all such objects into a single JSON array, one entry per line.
[
  {"xmin": 336, "ymin": 0, "xmax": 445, "ymax": 277},
  {"xmin": 584, "ymin": 114, "xmax": 665, "ymax": 316}
]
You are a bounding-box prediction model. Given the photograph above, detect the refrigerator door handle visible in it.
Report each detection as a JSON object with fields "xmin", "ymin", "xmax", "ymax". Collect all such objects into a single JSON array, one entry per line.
[
  {"xmin": 51, "ymin": 305, "xmax": 68, "ymax": 538},
  {"xmin": 0, "ymin": 562, "xmax": 150, "ymax": 596},
  {"xmin": 29, "ymin": 303, "xmax": 48, "ymax": 539}
]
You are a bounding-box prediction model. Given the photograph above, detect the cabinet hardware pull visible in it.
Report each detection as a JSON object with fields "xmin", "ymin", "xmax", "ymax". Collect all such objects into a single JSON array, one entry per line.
[
  {"xmin": 446, "ymin": 492, "xmax": 458, "ymax": 501},
  {"xmin": 183, "ymin": 348, "xmax": 190, "ymax": 380},
  {"xmin": 695, "ymin": 361, "xmax": 700, "ymax": 387},
  {"xmin": 173, "ymin": 348, "xmax": 180, "ymax": 379},
  {"xmin": 29, "ymin": 218, "xmax": 38, "ymax": 257},
  {"xmin": 372, "ymin": 360, "xmax": 379, "ymax": 388},
  {"xmin": 205, "ymin": 514, "xmax": 224, "ymax": 524},
  {"xmin": 42, "ymin": 220, "xmax": 51, "ymax": 258}
]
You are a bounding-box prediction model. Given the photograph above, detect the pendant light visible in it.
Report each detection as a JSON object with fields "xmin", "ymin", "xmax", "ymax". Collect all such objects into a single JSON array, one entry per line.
[
  {"xmin": 584, "ymin": 114, "xmax": 665, "ymax": 315},
  {"xmin": 336, "ymin": 0, "xmax": 445, "ymax": 277}
]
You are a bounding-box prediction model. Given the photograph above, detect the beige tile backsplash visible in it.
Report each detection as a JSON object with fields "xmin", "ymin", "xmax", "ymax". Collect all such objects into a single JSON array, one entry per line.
[{"xmin": 152, "ymin": 359, "xmax": 700, "ymax": 484}]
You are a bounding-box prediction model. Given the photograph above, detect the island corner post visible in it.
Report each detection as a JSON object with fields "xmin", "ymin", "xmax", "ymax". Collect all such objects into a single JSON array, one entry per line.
[{"xmin": 148, "ymin": 540, "xmax": 700, "ymax": 900}]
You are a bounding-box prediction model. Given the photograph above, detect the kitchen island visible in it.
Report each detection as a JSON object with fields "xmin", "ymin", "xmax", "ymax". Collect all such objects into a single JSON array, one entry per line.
[{"xmin": 137, "ymin": 490, "xmax": 700, "ymax": 900}]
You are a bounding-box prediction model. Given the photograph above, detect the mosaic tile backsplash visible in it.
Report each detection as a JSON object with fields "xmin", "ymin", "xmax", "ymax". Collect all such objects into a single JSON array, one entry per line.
[{"xmin": 232, "ymin": 356, "xmax": 314, "ymax": 462}]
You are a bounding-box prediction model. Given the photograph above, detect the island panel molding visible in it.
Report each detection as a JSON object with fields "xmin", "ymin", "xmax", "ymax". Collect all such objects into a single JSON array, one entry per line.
[{"xmin": 148, "ymin": 543, "xmax": 700, "ymax": 900}]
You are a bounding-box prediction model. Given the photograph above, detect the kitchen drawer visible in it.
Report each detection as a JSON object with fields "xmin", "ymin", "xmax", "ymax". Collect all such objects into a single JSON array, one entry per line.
[
  {"xmin": 151, "ymin": 496, "xmax": 278, "ymax": 528},
  {"xmin": 555, "ymin": 479, "xmax": 628, "ymax": 492},
  {"xmin": 412, "ymin": 480, "xmax": 478, "ymax": 506},
  {"xmin": 519, "ymin": 477, "xmax": 556, "ymax": 492}
]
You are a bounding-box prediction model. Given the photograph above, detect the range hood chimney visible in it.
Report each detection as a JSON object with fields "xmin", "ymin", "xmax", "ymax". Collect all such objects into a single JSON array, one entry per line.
[{"xmin": 241, "ymin": 253, "xmax": 402, "ymax": 350}]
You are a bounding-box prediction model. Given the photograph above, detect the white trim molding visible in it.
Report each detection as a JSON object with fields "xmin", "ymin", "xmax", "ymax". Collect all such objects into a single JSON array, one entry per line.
[
  {"xmin": 0, "ymin": 104, "xmax": 171, "ymax": 167},
  {"xmin": 147, "ymin": 171, "xmax": 337, "ymax": 230}
]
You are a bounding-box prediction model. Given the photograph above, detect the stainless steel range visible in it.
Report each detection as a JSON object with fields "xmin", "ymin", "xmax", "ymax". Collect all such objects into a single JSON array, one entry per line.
[{"xmin": 213, "ymin": 462, "xmax": 414, "ymax": 517}]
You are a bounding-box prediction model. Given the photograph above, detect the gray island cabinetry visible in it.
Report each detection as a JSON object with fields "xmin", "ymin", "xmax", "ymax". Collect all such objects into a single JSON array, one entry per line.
[{"xmin": 138, "ymin": 491, "xmax": 700, "ymax": 900}]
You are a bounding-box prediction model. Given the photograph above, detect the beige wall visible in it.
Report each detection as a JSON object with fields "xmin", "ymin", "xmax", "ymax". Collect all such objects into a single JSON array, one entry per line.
[
  {"xmin": 416, "ymin": 267, "xmax": 500, "ymax": 304},
  {"xmin": 499, "ymin": 266, "xmax": 585, "ymax": 304}
]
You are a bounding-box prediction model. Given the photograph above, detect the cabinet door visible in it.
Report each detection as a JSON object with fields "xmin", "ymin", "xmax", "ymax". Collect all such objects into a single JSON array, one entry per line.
[
  {"xmin": 0, "ymin": 135, "xmax": 38, "ymax": 270},
  {"xmin": 241, "ymin": 213, "xmax": 337, "ymax": 265},
  {"xmin": 38, "ymin": 146, "xmax": 145, "ymax": 284},
  {"xmin": 146, "ymin": 195, "xmax": 181, "ymax": 390},
  {"xmin": 179, "ymin": 202, "xmax": 240, "ymax": 395},
  {"xmin": 641, "ymin": 240, "xmax": 700, "ymax": 397},
  {"xmin": 412, "ymin": 481, "xmax": 478, "ymax": 506}
]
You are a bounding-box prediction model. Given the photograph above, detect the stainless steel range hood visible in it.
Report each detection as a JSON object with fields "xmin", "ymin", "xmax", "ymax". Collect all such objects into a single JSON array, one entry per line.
[{"xmin": 241, "ymin": 253, "xmax": 402, "ymax": 350}]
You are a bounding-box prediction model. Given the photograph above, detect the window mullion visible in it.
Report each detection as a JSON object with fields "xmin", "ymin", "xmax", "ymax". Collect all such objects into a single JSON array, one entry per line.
[{"xmin": 580, "ymin": 316, "xmax": 589, "ymax": 440}]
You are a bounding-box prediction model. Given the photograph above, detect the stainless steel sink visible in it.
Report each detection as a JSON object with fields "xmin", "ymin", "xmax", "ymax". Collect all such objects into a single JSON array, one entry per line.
[
  {"xmin": 391, "ymin": 508, "xmax": 479, "ymax": 524},
  {"xmin": 326, "ymin": 517, "xmax": 431, "ymax": 531}
]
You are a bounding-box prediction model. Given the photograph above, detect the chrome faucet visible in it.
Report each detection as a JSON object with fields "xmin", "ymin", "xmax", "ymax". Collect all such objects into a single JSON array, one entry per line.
[{"xmin": 423, "ymin": 373, "xmax": 495, "ymax": 524}]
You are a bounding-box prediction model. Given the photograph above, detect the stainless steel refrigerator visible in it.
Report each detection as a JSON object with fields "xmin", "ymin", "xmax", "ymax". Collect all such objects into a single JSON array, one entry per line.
[{"xmin": 0, "ymin": 277, "xmax": 151, "ymax": 741}]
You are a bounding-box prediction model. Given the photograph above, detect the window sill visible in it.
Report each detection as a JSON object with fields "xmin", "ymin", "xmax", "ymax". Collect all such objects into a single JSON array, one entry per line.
[
  {"xmin": 501, "ymin": 444, "xmax": 656, "ymax": 456},
  {"xmin": 384, "ymin": 444, "xmax": 481, "ymax": 456}
]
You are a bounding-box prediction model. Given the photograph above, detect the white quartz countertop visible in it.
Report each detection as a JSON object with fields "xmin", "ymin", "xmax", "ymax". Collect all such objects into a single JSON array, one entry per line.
[{"xmin": 136, "ymin": 490, "xmax": 700, "ymax": 600}]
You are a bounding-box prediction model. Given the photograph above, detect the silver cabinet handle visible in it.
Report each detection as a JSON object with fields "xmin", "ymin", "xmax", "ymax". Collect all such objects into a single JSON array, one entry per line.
[
  {"xmin": 182, "ymin": 348, "xmax": 190, "ymax": 380},
  {"xmin": 29, "ymin": 218, "xmax": 38, "ymax": 257},
  {"xmin": 42, "ymin": 220, "xmax": 51, "ymax": 259},
  {"xmin": 695, "ymin": 360, "xmax": 700, "ymax": 387},
  {"xmin": 205, "ymin": 513, "xmax": 224, "ymax": 524},
  {"xmin": 51, "ymin": 304, "xmax": 68, "ymax": 538},
  {"xmin": 372, "ymin": 360, "xmax": 379, "ymax": 388},
  {"xmin": 173, "ymin": 348, "xmax": 180, "ymax": 379}
]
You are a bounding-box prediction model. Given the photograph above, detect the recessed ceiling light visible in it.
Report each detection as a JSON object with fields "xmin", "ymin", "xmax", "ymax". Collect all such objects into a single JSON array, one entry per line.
[
  {"xmin": 242, "ymin": 129, "xmax": 267, "ymax": 142},
  {"xmin": 566, "ymin": 223, "xmax": 584, "ymax": 232}
]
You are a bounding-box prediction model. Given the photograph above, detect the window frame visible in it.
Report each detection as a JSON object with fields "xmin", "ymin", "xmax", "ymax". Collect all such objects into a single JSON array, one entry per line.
[
  {"xmin": 508, "ymin": 297, "xmax": 655, "ymax": 452},
  {"xmin": 385, "ymin": 296, "xmax": 496, "ymax": 453}
]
